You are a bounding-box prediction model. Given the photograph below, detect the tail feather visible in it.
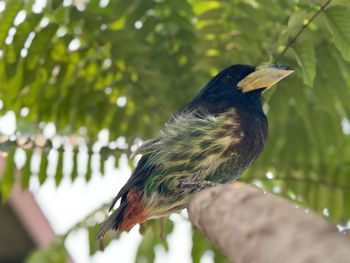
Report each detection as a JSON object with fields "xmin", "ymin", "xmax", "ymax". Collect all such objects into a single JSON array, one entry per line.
[
  {"xmin": 96, "ymin": 189, "xmax": 148, "ymax": 240},
  {"xmin": 96, "ymin": 201, "xmax": 127, "ymax": 240}
]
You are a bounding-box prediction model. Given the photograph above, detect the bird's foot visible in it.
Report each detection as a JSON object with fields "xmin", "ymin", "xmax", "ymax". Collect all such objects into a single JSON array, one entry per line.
[{"xmin": 177, "ymin": 180, "xmax": 217, "ymax": 193}]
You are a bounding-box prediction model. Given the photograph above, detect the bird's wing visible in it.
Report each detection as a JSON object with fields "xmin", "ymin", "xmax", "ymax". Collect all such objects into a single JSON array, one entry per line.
[
  {"xmin": 130, "ymin": 138, "xmax": 158, "ymax": 158},
  {"xmin": 108, "ymin": 140, "xmax": 158, "ymax": 211},
  {"xmin": 108, "ymin": 108, "xmax": 237, "ymax": 211}
]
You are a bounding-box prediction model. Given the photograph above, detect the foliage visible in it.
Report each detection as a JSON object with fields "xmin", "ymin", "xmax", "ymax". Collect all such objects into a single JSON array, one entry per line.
[
  {"xmin": 136, "ymin": 218, "xmax": 174, "ymax": 262},
  {"xmin": 26, "ymin": 238, "xmax": 68, "ymax": 263},
  {"xmin": 1, "ymin": 0, "xmax": 350, "ymax": 261}
]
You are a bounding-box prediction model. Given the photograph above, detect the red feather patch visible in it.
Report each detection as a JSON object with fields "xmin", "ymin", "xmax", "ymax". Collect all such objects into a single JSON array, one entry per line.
[{"xmin": 118, "ymin": 189, "xmax": 148, "ymax": 232}]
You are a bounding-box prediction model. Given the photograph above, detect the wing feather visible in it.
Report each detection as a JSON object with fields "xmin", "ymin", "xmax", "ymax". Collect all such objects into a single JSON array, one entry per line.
[{"xmin": 108, "ymin": 150, "xmax": 156, "ymax": 211}]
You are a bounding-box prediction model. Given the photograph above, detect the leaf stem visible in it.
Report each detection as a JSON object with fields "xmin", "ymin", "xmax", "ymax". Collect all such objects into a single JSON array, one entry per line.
[{"xmin": 274, "ymin": 0, "xmax": 333, "ymax": 63}]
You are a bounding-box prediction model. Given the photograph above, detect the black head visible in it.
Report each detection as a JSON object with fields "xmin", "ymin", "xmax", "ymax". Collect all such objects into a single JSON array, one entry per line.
[{"xmin": 189, "ymin": 64, "xmax": 293, "ymax": 114}]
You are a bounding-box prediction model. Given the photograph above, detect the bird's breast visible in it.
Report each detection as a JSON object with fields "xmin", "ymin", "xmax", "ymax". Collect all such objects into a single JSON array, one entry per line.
[
  {"xmin": 145, "ymin": 107, "xmax": 268, "ymax": 192},
  {"xmin": 205, "ymin": 107, "xmax": 268, "ymax": 183}
]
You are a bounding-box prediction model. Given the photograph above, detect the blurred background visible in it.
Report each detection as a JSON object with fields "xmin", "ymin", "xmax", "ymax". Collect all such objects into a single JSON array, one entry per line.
[{"xmin": 1, "ymin": 0, "xmax": 350, "ymax": 262}]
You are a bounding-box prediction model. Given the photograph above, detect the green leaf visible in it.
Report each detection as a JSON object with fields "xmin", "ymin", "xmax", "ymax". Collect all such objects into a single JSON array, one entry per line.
[
  {"xmin": 192, "ymin": 229, "xmax": 209, "ymax": 263},
  {"xmin": 4, "ymin": 60, "xmax": 24, "ymax": 103},
  {"xmin": 27, "ymin": 238, "xmax": 68, "ymax": 263},
  {"xmin": 325, "ymin": 6, "xmax": 350, "ymax": 61},
  {"xmin": 99, "ymin": 154, "xmax": 105, "ymax": 176},
  {"xmin": 293, "ymin": 40, "xmax": 316, "ymax": 87},
  {"xmin": 288, "ymin": 10, "xmax": 309, "ymax": 29},
  {"xmin": 21, "ymin": 149, "xmax": 33, "ymax": 190},
  {"xmin": 86, "ymin": 148, "xmax": 92, "ymax": 181},
  {"xmin": 213, "ymin": 246, "xmax": 229, "ymax": 263},
  {"xmin": 0, "ymin": 1, "xmax": 23, "ymax": 48},
  {"xmin": 191, "ymin": 229, "xmax": 227, "ymax": 263},
  {"xmin": 137, "ymin": 219, "xmax": 174, "ymax": 261},
  {"xmin": 39, "ymin": 150, "xmax": 48, "ymax": 185},
  {"xmin": 1, "ymin": 147, "xmax": 16, "ymax": 201},
  {"xmin": 71, "ymin": 148, "xmax": 79, "ymax": 181},
  {"xmin": 55, "ymin": 147, "xmax": 64, "ymax": 186},
  {"xmin": 88, "ymin": 224, "xmax": 100, "ymax": 256},
  {"xmin": 10, "ymin": 12, "xmax": 42, "ymax": 68},
  {"xmin": 136, "ymin": 227, "xmax": 156, "ymax": 263},
  {"xmin": 25, "ymin": 23, "xmax": 59, "ymax": 71}
]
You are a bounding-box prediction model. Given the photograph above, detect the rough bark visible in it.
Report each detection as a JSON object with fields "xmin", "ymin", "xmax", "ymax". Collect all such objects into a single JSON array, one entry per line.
[{"xmin": 188, "ymin": 183, "xmax": 350, "ymax": 263}]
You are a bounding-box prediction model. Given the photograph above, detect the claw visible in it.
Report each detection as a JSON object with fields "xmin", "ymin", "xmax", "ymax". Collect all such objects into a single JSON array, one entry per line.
[{"xmin": 177, "ymin": 180, "xmax": 217, "ymax": 193}]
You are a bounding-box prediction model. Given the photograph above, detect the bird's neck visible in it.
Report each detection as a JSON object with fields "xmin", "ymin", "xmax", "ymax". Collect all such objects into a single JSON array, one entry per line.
[
  {"xmin": 185, "ymin": 89, "xmax": 265, "ymax": 117},
  {"xmin": 207, "ymin": 90, "xmax": 265, "ymax": 116},
  {"xmin": 236, "ymin": 89, "xmax": 264, "ymax": 114}
]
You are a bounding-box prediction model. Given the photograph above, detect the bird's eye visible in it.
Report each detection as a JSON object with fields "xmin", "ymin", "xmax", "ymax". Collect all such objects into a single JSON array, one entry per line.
[{"xmin": 222, "ymin": 75, "xmax": 234, "ymax": 84}]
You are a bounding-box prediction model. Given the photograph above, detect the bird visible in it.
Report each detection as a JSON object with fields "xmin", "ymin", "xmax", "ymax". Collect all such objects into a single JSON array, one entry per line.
[{"xmin": 97, "ymin": 64, "xmax": 293, "ymax": 239}]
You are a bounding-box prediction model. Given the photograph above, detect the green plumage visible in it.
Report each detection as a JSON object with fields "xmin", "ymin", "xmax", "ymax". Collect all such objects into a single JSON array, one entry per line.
[{"xmin": 132, "ymin": 108, "xmax": 265, "ymax": 217}]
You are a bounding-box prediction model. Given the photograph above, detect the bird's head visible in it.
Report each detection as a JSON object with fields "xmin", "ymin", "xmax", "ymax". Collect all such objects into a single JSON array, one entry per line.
[{"xmin": 191, "ymin": 64, "xmax": 293, "ymax": 113}]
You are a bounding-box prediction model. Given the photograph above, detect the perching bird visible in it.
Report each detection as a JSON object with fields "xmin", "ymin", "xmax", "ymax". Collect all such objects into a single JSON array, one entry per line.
[{"xmin": 97, "ymin": 64, "xmax": 293, "ymax": 239}]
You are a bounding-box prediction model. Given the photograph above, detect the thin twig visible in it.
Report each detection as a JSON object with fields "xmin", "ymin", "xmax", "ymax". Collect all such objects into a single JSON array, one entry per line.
[{"xmin": 274, "ymin": 0, "xmax": 333, "ymax": 63}]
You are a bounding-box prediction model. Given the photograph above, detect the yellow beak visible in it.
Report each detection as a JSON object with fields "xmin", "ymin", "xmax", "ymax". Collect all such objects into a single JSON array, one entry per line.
[{"xmin": 237, "ymin": 65, "xmax": 294, "ymax": 93}]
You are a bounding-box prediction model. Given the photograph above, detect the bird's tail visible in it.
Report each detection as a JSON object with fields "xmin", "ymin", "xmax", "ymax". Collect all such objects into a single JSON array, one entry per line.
[
  {"xmin": 96, "ymin": 189, "xmax": 148, "ymax": 241},
  {"xmin": 96, "ymin": 201, "xmax": 127, "ymax": 241}
]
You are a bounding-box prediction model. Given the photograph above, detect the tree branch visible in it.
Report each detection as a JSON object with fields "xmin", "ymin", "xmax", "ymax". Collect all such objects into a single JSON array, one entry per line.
[
  {"xmin": 274, "ymin": 0, "xmax": 332, "ymax": 63},
  {"xmin": 188, "ymin": 183, "xmax": 350, "ymax": 263}
]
